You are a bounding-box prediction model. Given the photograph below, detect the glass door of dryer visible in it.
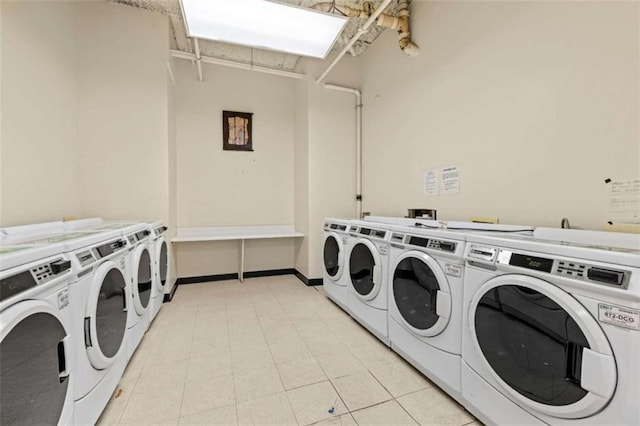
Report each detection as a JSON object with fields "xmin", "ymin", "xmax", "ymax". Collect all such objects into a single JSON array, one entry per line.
[
  {"xmin": 132, "ymin": 245, "xmax": 152, "ymax": 315},
  {"xmin": 349, "ymin": 239, "xmax": 382, "ymax": 301},
  {"xmin": 1, "ymin": 302, "xmax": 72, "ymax": 425},
  {"xmin": 323, "ymin": 232, "xmax": 345, "ymax": 281},
  {"xmin": 469, "ymin": 275, "xmax": 616, "ymax": 419},
  {"xmin": 155, "ymin": 238, "xmax": 168, "ymax": 292},
  {"xmin": 85, "ymin": 261, "xmax": 128, "ymax": 369},
  {"xmin": 392, "ymin": 251, "xmax": 452, "ymax": 336}
]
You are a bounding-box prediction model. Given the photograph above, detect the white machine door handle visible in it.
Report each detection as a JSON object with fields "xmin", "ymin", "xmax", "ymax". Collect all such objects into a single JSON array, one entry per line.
[
  {"xmin": 435, "ymin": 290, "xmax": 451, "ymax": 319},
  {"xmin": 373, "ymin": 265, "xmax": 381, "ymax": 285},
  {"xmin": 338, "ymin": 255, "xmax": 343, "ymax": 268},
  {"xmin": 580, "ymin": 348, "xmax": 617, "ymax": 399}
]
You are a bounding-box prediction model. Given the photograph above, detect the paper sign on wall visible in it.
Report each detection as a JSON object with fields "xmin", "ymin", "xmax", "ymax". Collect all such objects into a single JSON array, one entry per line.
[
  {"xmin": 424, "ymin": 169, "xmax": 439, "ymax": 196},
  {"xmin": 441, "ymin": 165, "xmax": 460, "ymax": 195},
  {"xmin": 608, "ymin": 178, "xmax": 640, "ymax": 223}
]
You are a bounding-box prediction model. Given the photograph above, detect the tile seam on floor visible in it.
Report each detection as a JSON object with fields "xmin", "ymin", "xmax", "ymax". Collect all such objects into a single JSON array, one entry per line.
[
  {"xmin": 174, "ymin": 307, "xmax": 197, "ymax": 422},
  {"xmin": 227, "ymin": 299, "xmax": 241, "ymax": 426},
  {"xmin": 282, "ymin": 376, "xmax": 327, "ymax": 392},
  {"xmin": 256, "ymin": 285, "xmax": 299, "ymax": 425},
  {"xmin": 325, "ymin": 376, "xmax": 350, "ymax": 424}
]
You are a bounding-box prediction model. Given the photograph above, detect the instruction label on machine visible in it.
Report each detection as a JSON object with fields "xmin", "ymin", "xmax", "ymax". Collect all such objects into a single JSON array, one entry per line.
[{"xmin": 598, "ymin": 303, "xmax": 640, "ymax": 331}]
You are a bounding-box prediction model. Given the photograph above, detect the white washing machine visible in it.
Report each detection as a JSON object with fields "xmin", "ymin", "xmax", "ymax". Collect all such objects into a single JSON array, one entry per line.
[
  {"xmin": 385, "ymin": 224, "xmax": 467, "ymax": 401},
  {"xmin": 461, "ymin": 232, "xmax": 640, "ymax": 425},
  {"xmin": 147, "ymin": 222, "xmax": 169, "ymax": 324},
  {"xmin": 322, "ymin": 218, "xmax": 352, "ymax": 311},
  {"xmin": 122, "ymin": 223, "xmax": 154, "ymax": 359},
  {"xmin": 59, "ymin": 232, "xmax": 131, "ymax": 425},
  {"xmin": 0, "ymin": 243, "xmax": 74, "ymax": 425},
  {"xmin": 345, "ymin": 220, "xmax": 391, "ymax": 345}
]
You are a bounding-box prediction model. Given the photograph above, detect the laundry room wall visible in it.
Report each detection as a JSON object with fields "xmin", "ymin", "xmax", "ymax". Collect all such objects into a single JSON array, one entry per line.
[
  {"xmin": 0, "ymin": 1, "xmax": 80, "ymax": 226},
  {"xmin": 174, "ymin": 61, "xmax": 296, "ymax": 278},
  {"xmin": 360, "ymin": 1, "xmax": 640, "ymax": 229},
  {"xmin": 75, "ymin": 1, "xmax": 171, "ymax": 226},
  {"xmin": 294, "ymin": 78, "xmax": 310, "ymax": 277},
  {"xmin": 294, "ymin": 56, "xmax": 360, "ymax": 279},
  {"xmin": 166, "ymin": 57, "xmax": 178, "ymax": 293}
]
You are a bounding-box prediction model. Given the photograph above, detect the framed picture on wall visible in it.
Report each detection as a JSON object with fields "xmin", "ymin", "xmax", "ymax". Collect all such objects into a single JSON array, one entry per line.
[{"xmin": 223, "ymin": 110, "xmax": 253, "ymax": 151}]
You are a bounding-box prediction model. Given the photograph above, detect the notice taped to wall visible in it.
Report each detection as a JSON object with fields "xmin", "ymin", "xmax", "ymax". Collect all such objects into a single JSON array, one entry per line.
[
  {"xmin": 608, "ymin": 178, "xmax": 640, "ymax": 224},
  {"xmin": 424, "ymin": 169, "xmax": 439, "ymax": 196},
  {"xmin": 441, "ymin": 165, "xmax": 460, "ymax": 195}
]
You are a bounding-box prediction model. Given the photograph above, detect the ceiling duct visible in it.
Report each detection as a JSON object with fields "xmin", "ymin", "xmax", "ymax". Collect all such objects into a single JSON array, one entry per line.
[{"xmin": 313, "ymin": 0, "xmax": 419, "ymax": 56}]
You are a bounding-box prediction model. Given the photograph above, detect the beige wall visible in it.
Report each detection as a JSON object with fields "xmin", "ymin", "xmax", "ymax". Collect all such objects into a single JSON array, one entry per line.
[
  {"xmin": 76, "ymin": 2, "xmax": 170, "ymax": 225},
  {"xmin": 166, "ymin": 58, "xmax": 178, "ymax": 292},
  {"xmin": 1, "ymin": 1, "xmax": 79, "ymax": 226},
  {"xmin": 295, "ymin": 56, "xmax": 361, "ymax": 279},
  {"xmin": 174, "ymin": 60, "xmax": 296, "ymax": 277},
  {"xmin": 360, "ymin": 1, "xmax": 640, "ymax": 229},
  {"xmin": 294, "ymin": 78, "xmax": 310, "ymax": 276}
]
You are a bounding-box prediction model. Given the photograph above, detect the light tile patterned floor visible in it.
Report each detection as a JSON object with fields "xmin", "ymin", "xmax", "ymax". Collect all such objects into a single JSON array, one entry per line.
[{"xmin": 98, "ymin": 276, "xmax": 478, "ymax": 426}]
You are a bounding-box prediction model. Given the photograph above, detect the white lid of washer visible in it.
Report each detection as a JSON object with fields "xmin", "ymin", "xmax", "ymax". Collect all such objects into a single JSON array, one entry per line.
[
  {"xmin": 0, "ymin": 221, "xmax": 66, "ymax": 243},
  {"xmin": 467, "ymin": 232, "xmax": 640, "ymax": 268},
  {"xmin": 13, "ymin": 229, "xmax": 124, "ymax": 253},
  {"xmin": 0, "ymin": 243, "xmax": 66, "ymax": 271},
  {"xmin": 534, "ymin": 227, "xmax": 640, "ymax": 251}
]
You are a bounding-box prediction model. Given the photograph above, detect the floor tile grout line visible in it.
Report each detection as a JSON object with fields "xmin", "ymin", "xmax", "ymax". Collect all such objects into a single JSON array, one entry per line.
[
  {"xmin": 222, "ymin": 284, "xmax": 242, "ymax": 426},
  {"xmin": 325, "ymin": 376, "xmax": 351, "ymax": 420},
  {"xmin": 393, "ymin": 395, "xmax": 421, "ymax": 425},
  {"xmin": 255, "ymin": 284, "xmax": 301, "ymax": 425}
]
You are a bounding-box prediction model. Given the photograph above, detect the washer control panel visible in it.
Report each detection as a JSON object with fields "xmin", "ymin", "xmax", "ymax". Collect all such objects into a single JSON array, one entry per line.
[
  {"xmin": 495, "ymin": 247, "xmax": 630, "ymax": 289},
  {"xmin": 403, "ymin": 234, "xmax": 457, "ymax": 253}
]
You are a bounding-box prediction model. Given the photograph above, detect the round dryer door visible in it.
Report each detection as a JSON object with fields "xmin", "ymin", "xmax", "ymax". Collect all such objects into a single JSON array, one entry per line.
[
  {"xmin": 85, "ymin": 261, "xmax": 128, "ymax": 369},
  {"xmin": 349, "ymin": 238, "xmax": 383, "ymax": 301},
  {"xmin": 323, "ymin": 232, "xmax": 344, "ymax": 280},
  {"xmin": 392, "ymin": 251, "xmax": 452, "ymax": 337},
  {"xmin": 1, "ymin": 301, "xmax": 72, "ymax": 425},
  {"xmin": 155, "ymin": 238, "xmax": 168, "ymax": 291},
  {"xmin": 469, "ymin": 275, "xmax": 616, "ymax": 419},
  {"xmin": 132, "ymin": 245, "xmax": 152, "ymax": 315}
]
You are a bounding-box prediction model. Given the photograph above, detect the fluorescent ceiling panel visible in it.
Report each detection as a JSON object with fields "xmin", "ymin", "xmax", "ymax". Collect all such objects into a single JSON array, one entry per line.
[{"xmin": 180, "ymin": 0, "xmax": 348, "ymax": 59}]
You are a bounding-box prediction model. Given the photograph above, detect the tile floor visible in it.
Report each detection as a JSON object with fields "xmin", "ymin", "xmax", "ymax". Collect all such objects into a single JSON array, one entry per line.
[{"xmin": 98, "ymin": 276, "xmax": 479, "ymax": 426}]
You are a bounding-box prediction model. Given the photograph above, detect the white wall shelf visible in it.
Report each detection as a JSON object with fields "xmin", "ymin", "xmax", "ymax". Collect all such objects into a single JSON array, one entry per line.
[{"xmin": 172, "ymin": 225, "xmax": 303, "ymax": 281}]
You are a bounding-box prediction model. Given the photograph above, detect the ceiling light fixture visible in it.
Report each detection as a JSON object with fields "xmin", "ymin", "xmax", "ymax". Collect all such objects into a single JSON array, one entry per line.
[{"xmin": 180, "ymin": 0, "xmax": 348, "ymax": 59}]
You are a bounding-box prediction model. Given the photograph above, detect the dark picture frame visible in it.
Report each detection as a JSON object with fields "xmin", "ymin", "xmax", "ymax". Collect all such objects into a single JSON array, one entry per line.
[{"xmin": 223, "ymin": 110, "xmax": 253, "ymax": 151}]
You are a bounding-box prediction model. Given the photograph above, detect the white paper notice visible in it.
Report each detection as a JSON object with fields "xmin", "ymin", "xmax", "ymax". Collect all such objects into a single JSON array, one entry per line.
[
  {"xmin": 608, "ymin": 178, "xmax": 640, "ymax": 223},
  {"xmin": 424, "ymin": 169, "xmax": 439, "ymax": 196},
  {"xmin": 441, "ymin": 165, "xmax": 460, "ymax": 195}
]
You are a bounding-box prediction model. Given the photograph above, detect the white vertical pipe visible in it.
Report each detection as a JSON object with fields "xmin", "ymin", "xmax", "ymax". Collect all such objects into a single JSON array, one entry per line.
[
  {"xmin": 316, "ymin": 0, "xmax": 393, "ymax": 84},
  {"xmin": 323, "ymin": 84, "xmax": 363, "ymax": 219},
  {"xmin": 193, "ymin": 38, "xmax": 204, "ymax": 83}
]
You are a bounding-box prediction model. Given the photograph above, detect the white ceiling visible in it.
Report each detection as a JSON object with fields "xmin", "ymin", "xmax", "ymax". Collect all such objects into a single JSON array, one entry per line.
[{"xmin": 109, "ymin": 0, "xmax": 398, "ymax": 71}]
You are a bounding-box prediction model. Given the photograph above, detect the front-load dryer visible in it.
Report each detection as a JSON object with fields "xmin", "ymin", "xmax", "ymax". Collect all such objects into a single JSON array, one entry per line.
[
  {"xmin": 461, "ymin": 231, "xmax": 640, "ymax": 426},
  {"xmin": 122, "ymin": 224, "xmax": 154, "ymax": 359},
  {"xmin": 0, "ymin": 243, "xmax": 74, "ymax": 425},
  {"xmin": 323, "ymin": 218, "xmax": 352, "ymax": 311},
  {"xmin": 346, "ymin": 220, "xmax": 391, "ymax": 345},
  {"xmin": 66, "ymin": 234, "xmax": 131, "ymax": 425},
  {"xmin": 147, "ymin": 222, "xmax": 169, "ymax": 324},
  {"xmin": 386, "ymin": 224, "xmax": 466, "ymax": 401}
]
